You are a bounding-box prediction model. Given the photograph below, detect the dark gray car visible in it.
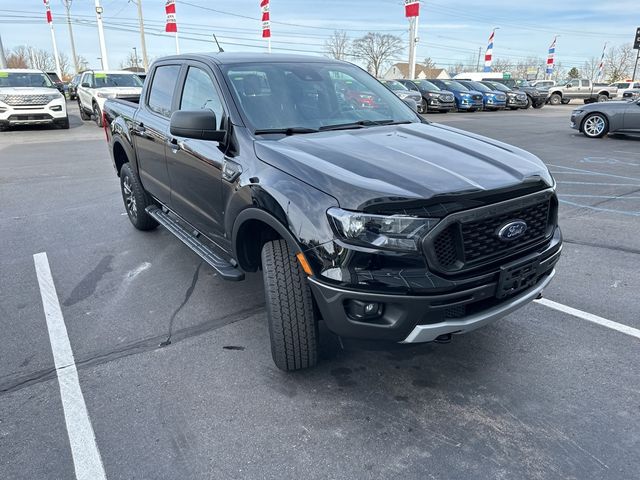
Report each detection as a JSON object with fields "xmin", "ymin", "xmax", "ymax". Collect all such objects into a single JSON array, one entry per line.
[{"xmin": 570, "ymin": 98, "xmax": 640, "ymax": 138}]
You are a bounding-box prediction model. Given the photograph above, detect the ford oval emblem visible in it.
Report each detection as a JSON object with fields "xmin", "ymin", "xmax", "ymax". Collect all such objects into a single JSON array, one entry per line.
[{"xmin": 497, "ymin": 220, "xmax": 528, "ymax": 242}]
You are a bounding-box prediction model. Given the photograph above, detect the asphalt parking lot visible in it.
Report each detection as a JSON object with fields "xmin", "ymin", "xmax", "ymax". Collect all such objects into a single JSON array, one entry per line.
[{"xmin": 1, "ymin": 102, "xmax": 639, "ymax": 480}]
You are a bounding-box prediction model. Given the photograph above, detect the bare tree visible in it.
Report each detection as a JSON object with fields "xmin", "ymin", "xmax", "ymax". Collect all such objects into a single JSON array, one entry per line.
[
  {"xmin": 422, "ymin": 57, "xmax": 436, "ymax": 70},
  {"xmin": 605, "ymin": 44, "xmax": 634, "ymax": 83},
  {"xmin": 582, "ymin": 57, "xmax": 600, "ymax": 82},
  {"xmin": 324, "ymin": 30, "xmax": 351, "ymax": 61},
  {"xmin": 490, "ymin": 58, "xmax": 512, "ymax": 73},
  {"xmin": 120, "ymin": 50, "xmax": 142, "ymax": 70},
  {"xmin": 6, "ymin": 46, "xmax": 29, "ymax": 68},
  {"xmin": 352, "ymin": 32, "xmax": 404, "ymax": 77},
  {"xmin": 551, "ymin": 62, "xmax": 567, "ymax": 82},
  {"xmin": 29, "ymin": 48, "xmax": 55, "ymax": 71}
]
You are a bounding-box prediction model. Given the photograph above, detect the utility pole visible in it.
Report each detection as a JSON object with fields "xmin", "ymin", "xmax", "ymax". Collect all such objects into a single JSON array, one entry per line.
[
  {"xmin": 134, "ymin": 0, "xmax": 149, "ymax": 71},
  {"xmin": 0, "ymin": 34, "xmax": 7, "ymax": 68},
  {"xmin": 94, "ymin": 0, "xmax": 109, "ymax": 70},
  {"xmin": 62, "ymin": 0, "xmax": 79, "ymax": 73},
  {"xmin": 133, "ymin": 47, "xmax": 139, "ymax": 70},
  {"xmin": 408, "ymin": 15, "xmax": 419, "ymax": 79}
]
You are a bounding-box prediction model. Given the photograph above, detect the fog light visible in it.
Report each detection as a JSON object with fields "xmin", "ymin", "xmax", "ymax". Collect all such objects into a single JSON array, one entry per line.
[
  {"xmin": 50, "ymin": 105, "xmax": 62, "ymax": 111},
  {"xmin": 346, "ymin": 300, "xmax": 383, "ymax": 321}
]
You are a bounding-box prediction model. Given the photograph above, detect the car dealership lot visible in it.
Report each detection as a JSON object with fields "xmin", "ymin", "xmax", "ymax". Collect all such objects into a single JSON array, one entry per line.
[{"xmin": 1, "ymin": 104, "xmax": 639, "ymax": 479}]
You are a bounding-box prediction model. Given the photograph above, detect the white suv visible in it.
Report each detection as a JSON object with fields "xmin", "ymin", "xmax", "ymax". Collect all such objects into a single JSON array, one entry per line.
[
  {"xmin": 610, "ymin": 81, "xmax": 640, "ymax": 100},
  {"xmin": 77, "ymin": 70, "xmax": 143, "ymax": 127},
  {"xmin": 0, "ymin": 69, "xmax": 68, "ymax": 130}
]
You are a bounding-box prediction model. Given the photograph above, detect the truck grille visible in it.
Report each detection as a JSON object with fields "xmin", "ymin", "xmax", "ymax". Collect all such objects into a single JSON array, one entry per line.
[
  {"xmin": 427, "ymin": 194, "xmax": 555, "ymax": 274},
  {"xmin": 2, "ymin": 95, "xmax": 53, "ymax": 106}
]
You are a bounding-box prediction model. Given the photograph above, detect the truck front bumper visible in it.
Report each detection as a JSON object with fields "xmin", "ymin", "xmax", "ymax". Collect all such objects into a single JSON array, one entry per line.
[{"xmin": 308, "ymin": 229, "xmax": 561, "ymax": 343}]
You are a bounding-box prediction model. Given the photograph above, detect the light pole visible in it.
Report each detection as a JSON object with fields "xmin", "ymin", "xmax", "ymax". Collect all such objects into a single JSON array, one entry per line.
[
  {"xmin": 132, "ymin": 0, "xmax": 149, "ymax": 71},
  {"xmin": 94, "ymin": 0, "xmax": 109, "ymax": 70},
  {"xmin": 62, "ymin": 0, "xmax": 80, "ymax": 73}
]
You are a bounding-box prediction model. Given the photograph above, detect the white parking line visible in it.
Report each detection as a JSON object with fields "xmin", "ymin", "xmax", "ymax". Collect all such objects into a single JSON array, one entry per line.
[
  {"xmin": 33, "ymin": 252, "xmax": 107, "ymax": 480},
  {"xmin": 536, "ymin": 298, "xmax": 640, "ymax": 340}
]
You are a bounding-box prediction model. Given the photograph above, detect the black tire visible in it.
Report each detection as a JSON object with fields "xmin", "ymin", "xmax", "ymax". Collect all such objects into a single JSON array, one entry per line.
[
  {"xmin": 420, "ymin": 99, "xmax": 428, "ymax": 114},
  {"xmin": 78, "ymin": 100, "xmax": 91, "ymax": 120},
  {"xmin": 548, "ymin": 93, "xmax": 562, "ymax": 105},
  {"xmin": 524, "ymin": 95, "xmax": 533, "ymax": 108},
  {"xmin": 262, "ymin": 239, "xmax": 318, "ymax": 371},
  {"xmin": 532, "ymin": 101, "xmax": 545, "ymax": 109},
  {"xmin": 561, "ymin": 98, "xmax": 571, "ymax": 105},
  {"xmin": 597, "ymin": 94, "xmax": 608, "ymax": 103},
  {"xmin": 57, "ymin": 116, "xmax": 70, "ymax": 129},
  {"xmin": 581, "ymin": 113, "xmax": 609, "ymax": 138},
  {"xmin": 93, "ymin": 103, "xmax": 103, "ymax": 127},
  {"xmin": 119, "ymin": 163, "xmax": 158, "ymax": 231}
]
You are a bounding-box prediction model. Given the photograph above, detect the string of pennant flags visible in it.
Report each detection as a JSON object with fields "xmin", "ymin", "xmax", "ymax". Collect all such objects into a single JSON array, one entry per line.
[{"xmin": 37, "ymin": 0, "xmax": 620, "ymax": 80}]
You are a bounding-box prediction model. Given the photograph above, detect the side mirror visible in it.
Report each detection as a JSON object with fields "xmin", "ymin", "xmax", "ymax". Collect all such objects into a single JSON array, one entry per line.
[
  {"xmin": 81, "ymin": 82, "xmax": 91, "ymax": 88},
  {"xmin": 170, "ymin": 110, "xmax": 226, "ymax": 142},
  {"xmin": 402, "ymin": 97, "xmax": 418, "ymax": 112}
]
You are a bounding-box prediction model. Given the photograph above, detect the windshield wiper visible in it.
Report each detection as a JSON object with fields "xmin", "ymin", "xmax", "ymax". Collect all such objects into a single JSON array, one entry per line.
[
  {"xmin": 319, "ymin": 119, "xmax": 412, "ymax": 131},
  {"xmin": 254, "ymin": 127, "xmax": 319, "ymax": 135}
]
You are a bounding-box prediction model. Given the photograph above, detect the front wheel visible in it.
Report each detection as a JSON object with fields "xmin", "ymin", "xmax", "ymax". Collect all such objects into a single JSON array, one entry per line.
[
  {"xmin": 119, "ymin": 163, "xmax": 158, "ymax": 230},
  {"xmin": 548, "ymin": 94, "xmax": 562, "ymax": 105},
  {"xmin": 262, "ymin": 239, "xmax": 318, "ymax": 371},
  {"xmin": 93, "ymin": 103, "xmax": 103, "ymax": 127},
  {"xmin": 582, "ymin": 113, "xmax": 609, "ymax": 138},
  {"xmin": 561, "ymin": 98, "xmax": 571, "ymax": 105}
]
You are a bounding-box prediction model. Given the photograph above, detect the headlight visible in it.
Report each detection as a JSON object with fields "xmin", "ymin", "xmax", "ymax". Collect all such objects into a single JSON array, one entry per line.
[
  {"xmin": 97, "ymin": 92, "xmax": 116, "ymax": 99},
  {"xmin": 460, "ymin": 93, "xmax": 470, "ymax": 97},
  {"xmin": 47, "ymin": 93, "xmax": 62, "ymax": 101},
  {"xmin": 396, "ymin": 92, "xmax": 409, "ymax": 99},
  {"xmin": 327, "ymin": 208, "xmax": 438, "ymax": 252},
  {"xmin": 427, "ymin": 92, "xmax": 438, "ymax": 97},
  {"xmin": 572, "ymin": 110, "xmax": 584, "ymax": 115}
]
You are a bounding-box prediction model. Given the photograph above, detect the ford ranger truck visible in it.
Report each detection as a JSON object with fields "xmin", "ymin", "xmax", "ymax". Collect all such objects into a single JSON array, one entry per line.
[{"xmin": 103, "ymin": 53, "xmax": 562, "ymax": 371}]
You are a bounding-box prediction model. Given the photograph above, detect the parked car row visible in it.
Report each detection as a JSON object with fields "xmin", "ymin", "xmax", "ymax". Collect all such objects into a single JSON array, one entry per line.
[{"xmin": 385, "ymin": 77, "xmax": 532, "ymax": 113}]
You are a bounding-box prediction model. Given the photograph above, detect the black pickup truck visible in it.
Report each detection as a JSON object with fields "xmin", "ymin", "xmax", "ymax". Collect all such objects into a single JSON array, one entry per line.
[{"xmin": 103, "ymin": 53, "xmax": 562, "ymax": 371}]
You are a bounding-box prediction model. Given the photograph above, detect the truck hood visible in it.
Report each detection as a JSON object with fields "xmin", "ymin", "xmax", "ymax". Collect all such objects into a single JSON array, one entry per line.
[
  {"xmin": 254, "ymin": 122, "xmax": 553, "ymax": 210},
  {"xmin": 0, "ymin": 87, "xmax": 61, "ymax": 96}
]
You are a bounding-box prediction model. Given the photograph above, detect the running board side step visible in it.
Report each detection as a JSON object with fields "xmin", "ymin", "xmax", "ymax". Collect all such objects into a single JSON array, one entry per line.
[{"xmin": 146, "ymin": 206, "xmax": 245, "ymax": 281}]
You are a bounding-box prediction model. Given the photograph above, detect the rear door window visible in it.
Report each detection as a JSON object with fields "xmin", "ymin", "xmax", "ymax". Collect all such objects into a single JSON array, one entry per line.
[{"xmin": 147, "ymin": 65, "xmax": 181, "ymax": 117}]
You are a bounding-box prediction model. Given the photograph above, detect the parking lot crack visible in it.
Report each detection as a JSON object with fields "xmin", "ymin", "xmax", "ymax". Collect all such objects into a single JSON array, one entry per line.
[{"xmin": 160, "ymin": 262, "xmax": 203, "ymax": 347}]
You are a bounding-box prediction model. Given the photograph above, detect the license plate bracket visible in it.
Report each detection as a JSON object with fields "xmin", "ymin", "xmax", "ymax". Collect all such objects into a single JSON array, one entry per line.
[{"xmin": 496, "ymin": 256, "xmax": 540, "ymax": 299}]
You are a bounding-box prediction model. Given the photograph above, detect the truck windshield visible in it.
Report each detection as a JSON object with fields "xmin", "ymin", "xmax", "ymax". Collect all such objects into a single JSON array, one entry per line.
[
  {"xmin": 0, "ymin": 72, "xmax": 55, "ymax": 88},
  {"xmin": 222, "ymin": 62, "xmax": 419, "ymax": 132},
  {"xmin": 93, "ymin": 74, "xmax": 143, "ymax": 88}
]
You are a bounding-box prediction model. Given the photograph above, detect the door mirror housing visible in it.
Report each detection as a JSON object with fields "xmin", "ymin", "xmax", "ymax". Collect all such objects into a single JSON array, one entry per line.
[
  {"xmin": 170, "ymin": 110, "xmax": 226, "ymax": 142},
  {"xmin": 81, "ymin": 82, "xmax": 91, "ymax": 88}
]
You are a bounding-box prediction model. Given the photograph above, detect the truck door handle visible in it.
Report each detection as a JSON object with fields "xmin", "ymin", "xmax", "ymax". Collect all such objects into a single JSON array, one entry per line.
[
  {"xmin": 167, "ymin": 137, "xmax": 181, "ymax": 151},
  {"xmin": 133, "ymin": 123, "xmax": 146, "ymax": 135}
]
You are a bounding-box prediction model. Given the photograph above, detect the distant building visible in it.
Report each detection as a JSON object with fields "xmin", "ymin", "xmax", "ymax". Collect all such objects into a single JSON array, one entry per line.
[{"xmin": 382, "ymin": 63, "xmax": 450, "ymax": 80}]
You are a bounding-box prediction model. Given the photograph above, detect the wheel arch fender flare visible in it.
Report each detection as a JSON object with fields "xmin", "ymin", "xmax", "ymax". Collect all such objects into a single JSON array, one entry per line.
[
  {"xmin": 111, "ymin": 128, "xmax": 139, "ymax": 175},
  {"xmin": 232, "ymin": 207, "xmax": 303, "ymax": 260}
]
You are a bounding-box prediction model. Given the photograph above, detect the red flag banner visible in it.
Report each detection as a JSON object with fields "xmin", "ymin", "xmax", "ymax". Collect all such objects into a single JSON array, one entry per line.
[
  {"xmin": 165, "ymin": 1, "xmax": 177, "ymax": 33},
  {"xmin": 405, "ymin": 0, "xmax": 419, "ymax": 18},
  {"xmin": 261, "ymin": 0, "xmax": 271, "ymax": 38},
  {"xmin": 43, "ymin": 0, "xmax": 52, "ymax": 24}
]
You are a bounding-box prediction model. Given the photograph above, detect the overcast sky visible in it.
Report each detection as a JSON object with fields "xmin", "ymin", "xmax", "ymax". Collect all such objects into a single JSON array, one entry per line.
[{"xmin": 0, "ymin": 0, "xmax": 637, "ymax": 70}]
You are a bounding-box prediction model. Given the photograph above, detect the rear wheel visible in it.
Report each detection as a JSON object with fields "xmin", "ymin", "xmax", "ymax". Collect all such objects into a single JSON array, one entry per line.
[
  {"xmin": 582, "ymin": 113, "xmax": 609, "ymax": 138},
  {"xmin": 262, "ymin": 239, "xmax": 318, "ymax": 371},
  {"xmin": 597, "ymin": 94, "xmax": 608, "ymax": 103},
  {"xmin": 119, "ymin": 163, "xmax": 158, "ymax": 230},
  {"xmin": 78, "ymin": 100, "xmax": 91, "ymax": 120}
]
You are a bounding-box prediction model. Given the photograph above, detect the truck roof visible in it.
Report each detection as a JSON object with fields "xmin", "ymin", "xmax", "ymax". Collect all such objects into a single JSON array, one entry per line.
[{"xmin": 156, "ymin": 52, "xmax": 343, "ymax": 65}]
